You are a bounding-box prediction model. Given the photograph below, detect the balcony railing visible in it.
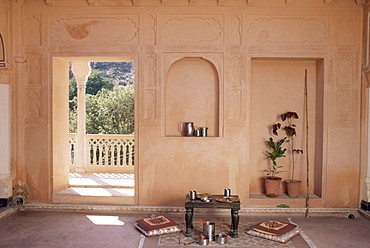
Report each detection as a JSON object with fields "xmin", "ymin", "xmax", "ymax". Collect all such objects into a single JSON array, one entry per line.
[{"xmin": 69, "ymin": 133, "xmax": 134, "ymax": 174}]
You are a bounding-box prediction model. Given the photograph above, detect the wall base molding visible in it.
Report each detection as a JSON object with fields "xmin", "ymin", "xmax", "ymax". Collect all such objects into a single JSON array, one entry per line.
[
  {"xmin": 15, "ymin": 203, "xmax": 360, "ymax": 218},
  {"xmin": 0, "ymin": 206, "xmax": 17, "ymax": 220},
  {"xmin": 0, "ymin": 204, "xmax": 364, "ymax": 222}
]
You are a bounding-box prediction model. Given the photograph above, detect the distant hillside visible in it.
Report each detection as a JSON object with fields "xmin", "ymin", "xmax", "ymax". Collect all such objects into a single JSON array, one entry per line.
[
  {"xmin": 69, "ymin": 62, "xmax": 135, "ymax": 86},
  {"xmin": 91, "ymin": 62, "xmax": 135, "ymax": 86}
]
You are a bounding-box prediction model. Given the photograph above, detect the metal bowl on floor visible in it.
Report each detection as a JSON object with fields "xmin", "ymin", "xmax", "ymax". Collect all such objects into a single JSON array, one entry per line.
[{"xmin": 215, "ymin": 234, "xmax": 228, "ymax": 244}]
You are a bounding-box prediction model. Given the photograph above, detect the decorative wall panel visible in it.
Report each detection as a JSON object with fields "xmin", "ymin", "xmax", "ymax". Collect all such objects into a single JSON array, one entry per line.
[
  {"xmin": 228, "ymin": 54, "xmax": 242, "ymax": 120},
  {"xmin": 335, "ymin": 55, "xmax": 354, "ymax": 88},
  {"xmin": 145, "ymin": 15, "xmax": 157, "ymax": 45},
  {"xmin": 247, "ymin": 16, "xmax": 328, "ymax": 45},
  {"xmin": 163, "ymin": 16, "xmax": 223, "ymax": 45},
  {"xmin": 230, "ymin": 15, "xmax": 241, "ymax": 46},
  {"xmin": 26, "ymin": 54, "xmax": 42, "ymax": 86},
  {"xmin": 50, "ymin": 16, "xmax": 139, "ymax": 45},
  {"xmin": 144, "ymin": 54, "xmax": 157, "ymax": 119},
  {"xmin": 333, "ymin": 54, "xmax": 359, "ymax": 126},
  {"xmin": 229, "ymin": 89, "xmax": 241, "ymax": 120},
  {"xmin": 24, "ymin": 15, "xmax": 42, "ymax": 46},
  {"xmin": 144, "ymin": 90, "xmax": 156, "ymax": 119},
  {"xmin": 26, "ymin": 88, "xmax": 41, "ymax": 119},
  {"xmin": 335, "ymin": 90, "xmax": 353, "ymax": 121},
  {"xmin": 335, "ymin": 16, "xmax": 355, "ymax": 47}
]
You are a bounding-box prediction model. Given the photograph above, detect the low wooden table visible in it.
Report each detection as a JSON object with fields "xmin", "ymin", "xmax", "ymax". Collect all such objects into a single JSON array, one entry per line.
[{"xmin": 184, "ymin": 194, "xmax": 241, "ymax": 238}]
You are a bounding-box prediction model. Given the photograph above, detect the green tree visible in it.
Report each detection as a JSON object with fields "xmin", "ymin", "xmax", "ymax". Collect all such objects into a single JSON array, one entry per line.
[
  {"xmin": 69, "ymin": 85, "xmax": 135, "ymax": 134},
  {"xmin": 69, "ymin": 69, "xmax": 115, "ymax": 100},
  {"xmin": 69, "ymin": 62, "xmax": 135, "ymax": 134}
]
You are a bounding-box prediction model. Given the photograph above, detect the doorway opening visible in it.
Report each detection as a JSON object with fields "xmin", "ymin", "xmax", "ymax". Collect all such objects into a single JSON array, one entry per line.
[{"xmin": 52, "ymin": 56, "xmax": 136, "ymax": 205}]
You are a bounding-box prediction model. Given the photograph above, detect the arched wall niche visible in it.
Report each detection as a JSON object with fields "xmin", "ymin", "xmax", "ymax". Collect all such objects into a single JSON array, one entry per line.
[
  {"xmin": 0, "ymin": 31, "xmax": 6, "ymax": 68},
  {"xmin": 164, "ymin": 56, "xmax": 221, "ymax": 137}
]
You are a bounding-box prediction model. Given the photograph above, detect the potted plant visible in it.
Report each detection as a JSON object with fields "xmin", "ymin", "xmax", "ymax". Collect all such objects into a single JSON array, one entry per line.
[
  {"xmin": 264, "ymin": 136, "xmax": 287, "ymax": 197},
  {"xmin": 273, "ymin": 111, "xmax": 303, "ymax": 197}
]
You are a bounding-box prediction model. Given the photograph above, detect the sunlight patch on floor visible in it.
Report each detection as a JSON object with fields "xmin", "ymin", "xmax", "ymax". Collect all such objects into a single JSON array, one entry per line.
[
  {"xmin": 69, "ymin": 178, "xmax": 101, "ymax": 185},
  {"xmin": 71, "ymin": 187, "xmax": 113, "ymax": 196},
  {"xmin": 100, "ymin": 178, "xmax": 134, "ymax": 187},
  {"xmin": 86, "ymin": 215, "xmax": 125, "ymax": 225},
  {"xmin": 112, "ymin": 188, "xmax": 135, "ymax": 196}
]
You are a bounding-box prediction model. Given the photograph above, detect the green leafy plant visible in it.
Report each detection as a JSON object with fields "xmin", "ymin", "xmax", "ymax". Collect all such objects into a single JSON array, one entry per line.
[
  {"xmin": 264, "ymin": 137, "xmax": 287, "ymax": 178},
  {"xmin": 273, "ymin": 111, "xmax": 303, "ymax": 181},
  {"xmin": 276, "ymin": 204, "xmax": 290, "ymax": 208}
]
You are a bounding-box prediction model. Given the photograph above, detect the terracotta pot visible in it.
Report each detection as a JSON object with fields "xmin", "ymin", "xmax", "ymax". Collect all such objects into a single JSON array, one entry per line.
[
  {"xmin": 286, "ymin": 180, "xmax": 301, "ymax": 198},
  {"xmin": 264, "ymin": 177, "xmax": 282, "ymax": 198}
]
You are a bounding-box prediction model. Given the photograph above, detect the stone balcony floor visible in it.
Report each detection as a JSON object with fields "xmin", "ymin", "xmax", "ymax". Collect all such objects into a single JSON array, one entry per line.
[{"xmin": 56, "ymin": 172, "xmax": 136, "ymax": 197}]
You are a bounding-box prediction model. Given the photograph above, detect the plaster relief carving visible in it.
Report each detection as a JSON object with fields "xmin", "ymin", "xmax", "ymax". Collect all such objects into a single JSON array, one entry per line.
[
  {"xmin": 145, "ymin": 15, "xmax": 157, "ymax": 45},
  {"xmin": 229, "ymin": 89, "xmax": 241, "ymax": 120},
  {"xmin": 163, "ymin": 16, "xmax": 223, "ymax": 44},
  {"xmin": 96, "ymin": 0, "xmax": 133, "ymax": 7},
  {"xmin": 46, "ymin": 0, "xmax": 54, "ymax": 6},
  {"xmin": 15, "ymin": 0, "xmax": 24, "ymax": 4},
  {"xmin": 230, "ymin": 15, "xmax": 241, "ymax": 45},
  {"xmin": 66, "ymin": 23, "xmax": 91, "ymax": 40},
  {"xmin": 26, "ymin": 54, "xmax": 41, "ymax": 86},
  {"xmin": 144, "ymin": 54, "xmax": 157, "ymax": 119},
  {"xmin": 26, "ymin": 89, "xmax": 41, "ymax": 119},
  {"xmin": 336, "ymin": 90, "xmax": 353, "ymax": 121},
  {"xmin": 24, "ymin": 15, "xmax": 42, "ymax": 46},
  {"xmin": 336, "ymin": 17, "xmax": 355, "ymax": 47},
  {"xmin": 230, "ymin": 55, "xmax": 241, "ymax": 87},
  {"xmin": 286, "ymin": 0, "xmax": 293, "ymax": 5},
  {"xmin": 335, "ymin": 55, "xmax": 353, "ymax": 87},
  {"xmin": 88, "ymin": 0, "xmax": 96, "ymax": 6},
  {"xmin": 51, "ymin": 17, "xmax": 138, "ymax": 44},
  {"xmin": 228, "ymin": 54, "xmax": 242, "ymax": 120},
  {"xmin": 144, "ymin": 90, "xmax": 156, "ymax": 119},
  {"xmin": 145, "ymin": 54, "xmax": 156, "ymax": 88},
  {"xmin": 248, "ymin": 17, "xmax": 328, "ymax": 45},
  {"xmin": 355, "ymin": 0, "xmax": 365, "ymax": 6}
]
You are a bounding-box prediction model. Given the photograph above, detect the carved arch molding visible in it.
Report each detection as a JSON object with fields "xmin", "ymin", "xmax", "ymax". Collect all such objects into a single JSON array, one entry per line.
[{"xmin": 0, "ymin": 31, "xmax": 5, "ymax": 68}]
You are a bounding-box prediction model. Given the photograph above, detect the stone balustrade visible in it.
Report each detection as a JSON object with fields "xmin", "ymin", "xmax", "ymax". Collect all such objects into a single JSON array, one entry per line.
[{"xmin": 69, "ymin": 134, "xmax": 134, "ymax": 174}]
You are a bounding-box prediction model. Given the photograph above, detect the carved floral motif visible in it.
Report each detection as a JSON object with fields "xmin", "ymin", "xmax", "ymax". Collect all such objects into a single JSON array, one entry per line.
[
  {"xmin": 248, "ymin": 17, "xmax": 328, "ymax": 45},
  {"xmin": 26, "ymin": 54, "xmax": 41, "ymax": 85},
  {"xmin": 230, "ymin": 15, "xmax": 241, "ymax": 45},
  {"xmin": 336, "ymin": 16, "xmax": 355, "ymax": 47},
  {"xmin": 144, "ymin": 54, "xmax": 157, "ymax": 119},
  {"xmin": 145, "ymin": 15, "xmax": 157, "ymax": 45},
  {"xmin": 26, "ymin": 89, "xmax": 41, "ymax": 119},
  {"xmin": 50, "ymin": 17, "xmax": 139, "ymax": 44},
  {"xmin": 163, "ymin": 16, "xmax": 223, "ymax": 44},
  {"xmin": 24, "ymin": 15, "xmax": 42, "ymax": 46}
]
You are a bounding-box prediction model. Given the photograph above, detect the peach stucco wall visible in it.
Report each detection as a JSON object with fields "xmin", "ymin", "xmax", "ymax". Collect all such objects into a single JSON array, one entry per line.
[{"xmin": 0, "ymin": 0, "xmax": 367, "ymax": 208}]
